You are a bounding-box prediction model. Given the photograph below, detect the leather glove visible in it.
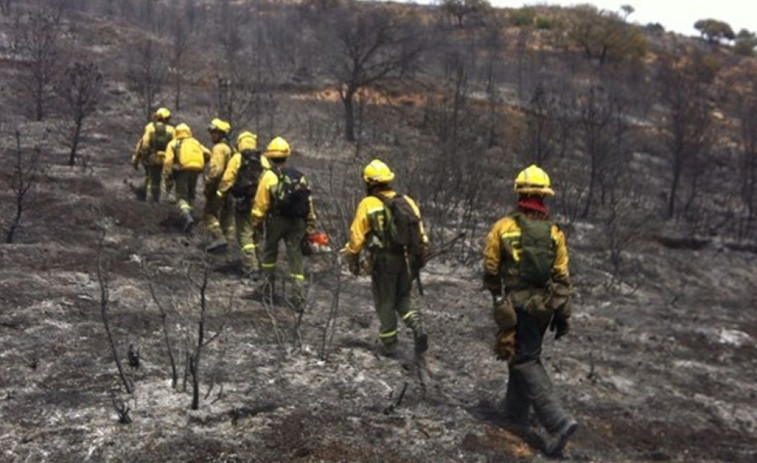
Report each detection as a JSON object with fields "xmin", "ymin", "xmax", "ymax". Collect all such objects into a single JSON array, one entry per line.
[
  {"xmin": 550, "ymin": 316, "xmax": 570, "ymax": 340},
  {"xmin": 342, "ymin": 250, "xmax": 360, "ymax": 276},
  {"xmin": 203, "ymin": 181, "xmax": 216, "ymax": 198},
  {"xmin": 493, "ymin": 296, "xmax": 517, "ymax": 331},
  {"xmin": 306, "ymin": 220, "xmax": 317, "ymax": 236},
  {"xmin": 483, "ymin": 273, "xmax": 502, "ymax": 300},
  {"xmin": 493, "ymin": 328, "xmax": 516, "ymax": 362},
  {"xmin": 252, "ymin": 216, "xmax": 264, "ymax": 235}
]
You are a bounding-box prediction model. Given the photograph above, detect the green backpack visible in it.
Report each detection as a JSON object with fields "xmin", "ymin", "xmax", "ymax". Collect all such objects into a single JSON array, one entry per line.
[
  {"xmin": 375, "ymin": 194, "xmax": 425, "ymax": 277},
  {"xmin": 231, "ymin": 149, "xmax": 263, "ymax": 200},
  {"xmin": 272, "ymin": 167, "xmax": 311, "ymax": 219},
  {"xmin": 511, "ymin": 212, "xmax": 555, "ymax": 286},
  {"xmin": 150, "ymin": 122, "xmax": 172, "ymax": 153}
]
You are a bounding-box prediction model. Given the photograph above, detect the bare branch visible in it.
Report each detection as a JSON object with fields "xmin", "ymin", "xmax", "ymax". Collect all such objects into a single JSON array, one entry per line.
[{"xmin": 98, "ymin": 228, "xmax": 133, "ymax": 394}]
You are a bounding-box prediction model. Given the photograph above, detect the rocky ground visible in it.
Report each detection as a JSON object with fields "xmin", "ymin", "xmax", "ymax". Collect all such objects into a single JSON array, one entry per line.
[{"xmin": 1, "ymin": 128, "xmax": 757, "ymax": 463}]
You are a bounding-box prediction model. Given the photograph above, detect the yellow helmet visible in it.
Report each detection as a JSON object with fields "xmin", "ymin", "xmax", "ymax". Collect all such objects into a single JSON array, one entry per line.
[
  {"xmin": 154, "ymin": 107, "xmax": 171, "ymax": 121},
  {"xmin": 236, "ymin": 131, "xmax": 257, "ymax": 144},
  {"xmin": 236, "ymin": 131, "xmax": 257, "ymax": 150},
  {"xmin": 362, "ymin": 159, "xmax": 395, "ymax": 184},
  {"xmin": 207, "ymin": 118, "xmax": 231, "ymax": 134},
  {"xmin": 265, "ymin": 136, "xmax": 291, "ymax": 159},
  {"xmin": 514, "ymin": 164, "xmax": 555, "ymax": 196},
  {"xmin": 175, "ymin": 123, "xmax": 192, "ymax": 137}
]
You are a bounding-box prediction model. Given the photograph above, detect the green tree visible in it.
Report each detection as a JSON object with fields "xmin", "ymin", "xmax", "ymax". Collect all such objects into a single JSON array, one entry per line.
[
  {"xmin": 620, "ymin": 4, "xmax": 634, "ymax": 20},
  {"xmin": 567, "ymin": 5, "xmax": 647, "ymax": 65},
  {"xmin": 439, "ymin": 0, "xmax": 490, "ymax": 27},
  {"xmin": 734, "ymin": 29, "xmax": 757, "ymax": 56},
  {"xmin": 694, "ymin": 19, "xmax": 735, "ymax": 43}
]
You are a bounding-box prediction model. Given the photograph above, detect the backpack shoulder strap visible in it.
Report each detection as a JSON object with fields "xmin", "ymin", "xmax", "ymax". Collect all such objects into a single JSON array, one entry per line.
[
  {"xmin": 173, "ymin": 139, "xmax": 183, "ymax": 167},
  {"xmin": 371, "ymin": 191, "xmax": 397, "ymax": 205}
]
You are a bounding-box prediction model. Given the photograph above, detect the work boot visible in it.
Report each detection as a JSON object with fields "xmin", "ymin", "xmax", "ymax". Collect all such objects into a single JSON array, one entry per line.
[
  {"xmin": 413, "ymin": 328, "xmax": 428, "ymax": 354},
  {"xmin": 289, "ymin": 280, "xmax": 306, "ymax": 313},
  {"xmin": 205, "ymin": 237, "xmax": 228, "ymax": 253},
  {"xmin": 258, "ymin": 274, "xmax": 275, "ymax": 303},
  {"xmin": 181, "ymin": 212, "xmax": 195, "ymax": 233},
  {"xmin": 545, "ymin": 418, "xmax": 578, "ymax": 456},
  {"xmin": 514, "ymin": 360, "xmax": 574, "ymax": 452},
  {"xmin": 244, "ymin": 268, "xmax": 262, "ymax": 285},
  {"xmin": 183, "ymin": 216, "xmax": 195, "ymax": 233},
  {"xmin": 380, "ymin": 340, "xmax": 398, "ymax": 358},
  {"xmin": 502, "ymin": 368, "xmax": 531, "ymax": 426}
]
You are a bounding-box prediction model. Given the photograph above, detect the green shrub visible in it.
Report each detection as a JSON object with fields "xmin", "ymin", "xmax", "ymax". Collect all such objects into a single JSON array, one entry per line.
[
  {"xmin": 534, "ymin": 15, "xmax": 552, "ymax": 30},
  {"xmin": 510, "ymin": 7, "xmax": 535, "ymax": 27}
]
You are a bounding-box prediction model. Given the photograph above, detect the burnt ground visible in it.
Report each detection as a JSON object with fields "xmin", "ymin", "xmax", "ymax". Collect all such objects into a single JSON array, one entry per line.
[{"xmin": 1, "ymin": 137, "xmax": 756, "ymax": 463}]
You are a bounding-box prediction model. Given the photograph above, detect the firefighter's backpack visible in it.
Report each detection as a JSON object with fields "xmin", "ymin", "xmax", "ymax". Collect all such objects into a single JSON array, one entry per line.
[
  {"xmin": 376, "ymin": 194, "xmax": 425, "ymax": 276},
  {"xmin": 511, "ymin": 212, "xmax": 555, "ymax": 286},
  {"xmin": 231, "ymin": 149, "xmax": 263, "ymax": 200},
  {"xmin": 175, "ymin": 139, "xmax": 205, "ymax": 172},
  {"xmin": 272, "ymin": 167, "xmax": 310, "ymax": 219}
]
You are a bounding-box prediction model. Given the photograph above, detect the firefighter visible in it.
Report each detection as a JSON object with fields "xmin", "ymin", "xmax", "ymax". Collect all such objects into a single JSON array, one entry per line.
[
  {"xmin": 252, "ymin": 137, "xmax": 316, "ymax": 310},
  {"xmin": 482, "ymin": 164, "xmax": 577, "ymax": 456},
  {"xmin": 132, "ymin": 107, "xmax": 174, "ymax": 203},
  {"xmin": 216, "ymin": 131, "xmax": 270, "ymax": 278},
  {"xmin": 203, "ymin": 118, "xmax": 235, "ymax": 252},
  {"xmin": 161, "ymin": 123, "xmax": 209, "ymax": 232},
  {"xmin": 341, "ymin": 159, "xmax": 429, "ymax": 356}
]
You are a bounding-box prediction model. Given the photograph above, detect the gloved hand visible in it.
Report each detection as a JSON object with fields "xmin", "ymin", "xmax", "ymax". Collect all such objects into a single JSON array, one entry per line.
[
  {"xmin": 483, "ymin": 272, "xmax": 502, "ymax": 300},
  {"xmin": 203, "ymin": 181, "xmax": 216, "ymax": 198},
  {"xmin": 252, "ymin": 217, "xmax": 264, "ymax": 236},
  {"xmin": 493, "ymin": 328, "xmax": 516, "ymax": 362},
  {"xmin": 550, "ymin": 316, "xmax": 570, "ymax": 340},
  {"xmin": 341, "ymin": 249, "xmax": 360, "ymax": 276},
  {"xmin": 493, "ymin": 296, "xmax": 517, "ymax": 331},
  {"xmin": 306, "ymin": 219, "xmax": 317, "ymax": 236}
]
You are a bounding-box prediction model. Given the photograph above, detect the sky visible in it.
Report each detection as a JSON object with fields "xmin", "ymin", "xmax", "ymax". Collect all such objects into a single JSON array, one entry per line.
[{"xmin": 397, "ymin": 0, "xmax": 757, "ymax": 37}]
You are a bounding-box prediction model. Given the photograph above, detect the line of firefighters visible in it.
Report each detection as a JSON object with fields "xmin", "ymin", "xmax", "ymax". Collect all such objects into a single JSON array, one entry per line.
[{"xmin": 132, "ymin": 107, "xmax": 578, "ymax": 456}]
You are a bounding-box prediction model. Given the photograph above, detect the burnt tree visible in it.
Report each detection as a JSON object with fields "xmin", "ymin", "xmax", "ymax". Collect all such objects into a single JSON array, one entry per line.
[
  {"xmin": 659, "ymin": 55, "xmax": 715, "ymax": 219},
  {"xmin": 4, "ymin": 131, "xmax": 42, "ymax": 243},
  {"xmin": 55, "ymin": 62, "xmax": 103, "ymax": 166},
  {"xmin": 11, "ymin": 9, "xmax": 64, "ymax": 121},
  {"xmin": 326, "ymin": 6, "xmax": 424, "ymax": 141}
]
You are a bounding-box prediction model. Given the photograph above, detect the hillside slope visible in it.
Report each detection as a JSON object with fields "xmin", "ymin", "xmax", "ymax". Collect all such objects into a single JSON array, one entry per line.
[{"xmin": 1, "ymin": 1, "xmax": 757, "ymax": 462}]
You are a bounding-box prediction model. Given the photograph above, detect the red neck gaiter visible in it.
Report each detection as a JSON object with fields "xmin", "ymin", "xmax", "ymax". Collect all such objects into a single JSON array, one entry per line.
[{"xmin": 517, "ymin": 195, "xmax": 549, "ymax": 214}]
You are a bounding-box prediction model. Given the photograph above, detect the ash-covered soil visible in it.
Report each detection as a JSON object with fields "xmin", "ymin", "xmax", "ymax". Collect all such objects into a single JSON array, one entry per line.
[{"xmin": 1, "ymin": 143, "xmax": 756, "ymax": 463}]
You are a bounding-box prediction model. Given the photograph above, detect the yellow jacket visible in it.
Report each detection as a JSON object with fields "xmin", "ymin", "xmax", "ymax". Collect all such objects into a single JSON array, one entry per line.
[
  {"xmin": 162, "ymin": 134, "xmax": 209, "ymax": 180},
  {"xmin": 218, "ymin": 152, "xmax": 270, "ymax": 196},
  {"xmin": 132, "ymin": 122, "xmax": 175, "ymax": 165},
  {"xmin": 206, "ymin": 141, "xmax": 233, "ymax": 185},
  {"xmin": 483, "ymin": 211, "xmax": 570, "ymax": 288},
  {"xmin": 252, "ymin": 167, "xmax": 316, "ymax": 225},
  {"xmin": 344, "ymin": 190, "xmax": 428, "ymax": 256}
]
